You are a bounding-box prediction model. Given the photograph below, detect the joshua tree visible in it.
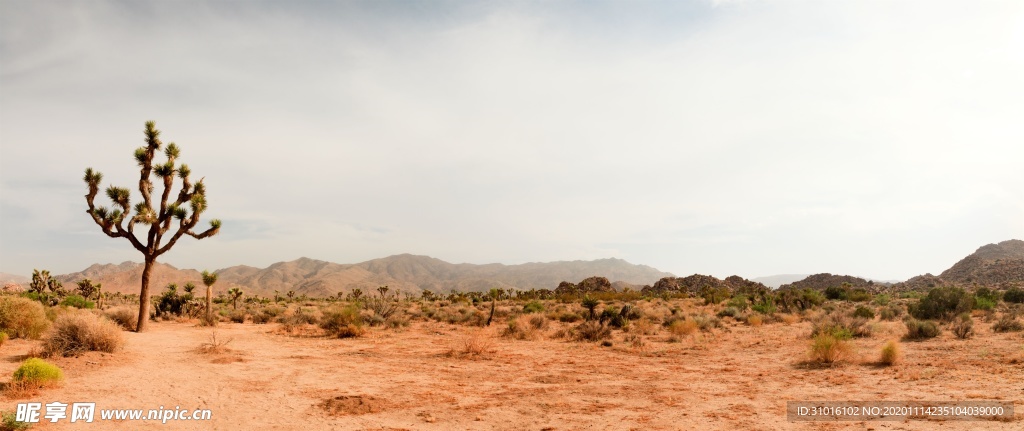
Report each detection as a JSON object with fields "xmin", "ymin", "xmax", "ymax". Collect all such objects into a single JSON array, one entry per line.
[
  {"xmin": 76, "ymin": 278, "xmax": 101, "ymax": 300},
  {"xmin": 30, "ymin": 269, "xmax": 60, "ymax": 295},
  {"xmin": 84, "ymin": 121, "xmax": 220, "ymax": 332},
  {"xmin": 227, "ymin": 287, "xmax": 243, "ymax": 310},
  {"xmin": 201, "ymin": 270, "xmax": 218, "ymax": 323},
  {"xmin": 183, "ymin": 282, "xmax": 196, "ymax": 296}
]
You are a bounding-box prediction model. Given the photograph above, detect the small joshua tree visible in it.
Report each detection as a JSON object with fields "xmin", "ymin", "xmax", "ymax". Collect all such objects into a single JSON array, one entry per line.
[
  {"xmin": 76, "ymin": 279, "xmax": 101, "ymax": 301},
  {"xmin": 227, "ymin": 287, "xmax": 243, "ymax": 310},
  {"xmin": 84, "ymin": 121, "xmax": 221, "ymax": 332},
  {"xmin": 201, "ymin": 270, "xmax": 218, "ymax": 324}
]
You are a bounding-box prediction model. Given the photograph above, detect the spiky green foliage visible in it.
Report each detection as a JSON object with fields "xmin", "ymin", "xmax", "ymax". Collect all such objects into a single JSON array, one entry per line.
[
  {"xmin": 228, "ymin": 287, "xmax": 244, "ymax": 310},
  {"xmin": 83, "ymin": 122, "xmax": 221, "ymax": 332}
]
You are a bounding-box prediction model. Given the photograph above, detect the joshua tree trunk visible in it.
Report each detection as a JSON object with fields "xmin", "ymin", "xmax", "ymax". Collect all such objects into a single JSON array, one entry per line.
[
  {"xmin": 206, "ymin": 286, "xmax": 213, "ymax": 322},
  {"xmin": 137, "ymin": 257, "xmax": 155, "ymax": 331}
]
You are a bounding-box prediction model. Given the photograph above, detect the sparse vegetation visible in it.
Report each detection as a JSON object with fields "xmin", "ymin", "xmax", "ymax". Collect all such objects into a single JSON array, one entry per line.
[
  {"xmin": 808, "ymin": 334, "xmax": 852, "ymax": 365},
  {"xmin": 42, "ymin": 312, "xmax": 124, "ymax": 357},
  {"xmin": 12, "ymin": 358, "xmax": 64, "ymax": 389},
  {"xmin": 320, "ymin": 305, "xmax": 364, "ymax": 338},
  {"xmin": 2, "ymin": 411, "xmax": 32, "ymax": 430},
  {"xmin": 1004, "ymin": 287, "xmax": 1024, "ymax": 304},
  {"xmin": 904, "ymin": 319, "xmax": 940, "ymax": 340},
  {"xmin": 852, "ymin": 305, "xmax": 875, "ymax": 319},
  {"xmin": 992, "ymin": 313, "xmax": 1023, "ymax": 333},
  {"xmin": 0, "ymin": 296, "xmax": 50, "ymax": 339},
  {"xmin": 104, "ymin": 307, "xmax": 138, "ymax": 331},
  {"xmin": 879, "ymin": 340, "xmax": 901, "ymax": 366},
  {"xmin": 909, "ymin": 286, "xmax": 974, "ymax": 321},
  {"xmin": 950, "ymin": 313, "xmax": 974, "ymax": 339}
]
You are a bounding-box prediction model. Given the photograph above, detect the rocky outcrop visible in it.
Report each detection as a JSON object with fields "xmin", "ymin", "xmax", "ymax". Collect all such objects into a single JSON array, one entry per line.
[{"xmin": 777, "ymin": 273, "xmax": 879, "ymax": 293}]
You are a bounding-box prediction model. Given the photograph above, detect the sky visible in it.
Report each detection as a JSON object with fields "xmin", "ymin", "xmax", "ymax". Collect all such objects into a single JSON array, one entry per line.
[{"xmin": 1, "ymin": 0, "xmax": 1023, "ymax": 281}]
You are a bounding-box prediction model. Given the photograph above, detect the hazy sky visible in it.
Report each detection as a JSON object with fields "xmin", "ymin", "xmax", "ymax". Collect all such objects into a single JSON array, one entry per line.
[{"xmin": 1, "ymin": 0, "xmax": 1022, "ymax": 281}]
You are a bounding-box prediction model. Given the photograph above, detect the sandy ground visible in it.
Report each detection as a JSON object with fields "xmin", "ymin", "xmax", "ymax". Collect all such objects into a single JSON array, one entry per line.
[{"xmin": 2, "ymin": 317, "xmax": 1023, "ymax": 430}]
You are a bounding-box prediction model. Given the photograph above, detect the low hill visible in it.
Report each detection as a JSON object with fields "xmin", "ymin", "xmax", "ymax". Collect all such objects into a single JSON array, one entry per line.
[
  {"xmin": 894, "ymin": 239, "xmax": 1024, "ymax": 291},
  {"xmin": 777, "ymin": 273, "xmax": 880, "ymax": 292},
  {"xmin": 50, "ymin": 255, "xmax": 674, "ymax": 298}
]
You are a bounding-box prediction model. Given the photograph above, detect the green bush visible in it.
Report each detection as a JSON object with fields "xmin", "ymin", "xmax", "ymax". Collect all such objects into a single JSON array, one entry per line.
[
  {"xmin": 716, "ymin": 307, "xmax": 742, "ymax": 319},
  {"xmin": 852, "ymin": 305, "xmax": 875, "ymax": 319},
  {"xmin": 904, "ymin": 319, "xmax": 940, "ymax": 340},
  {"xmin": 873, "ymin": 294, "xmax": 891, "ymax": 306},
  {"xmin": 848, "ymin": 289, "xmax": 872, "ymax": 302},
  {"xmin": 750, "ymin": 299, "xmax": 776, "ymax": 315},
  {"xmin": 727, "ymin": 295, "xmax": 749, "ymax": 311},
  {"xmin": 319, "ymin": 305, "xmax": 364, "ymax": 338},
  {"xmin": 879, "ymin": 305, "xmax": 902, "ymax": 321},
  {"xmin": 1003, "ymin": 287, "xmax": 1024, "ymax": 304},
  {"xmin": 909, "ymin": 287, "xmax": 974, "ymax": 321},
  {"xmin": 2, "ymin": 410, "xmax": 32, "ymax": 430},
  {"xmin": 59, "ymin": 294, "xmax": 95, "ymax": 309},
  {"xmin": 12, "ymin": 358, "xmax": 64, "ymax": 388},
  {"xmin": 0, "ymin": 296, "xmax": 50, "ymax": 339},
  {"xmin": 824, "ymin": 286, "xmax": 847, "ymax": 300},
  {"xmin": 522, "ymin": 301, "xmax": 544, "ymax": 314}
]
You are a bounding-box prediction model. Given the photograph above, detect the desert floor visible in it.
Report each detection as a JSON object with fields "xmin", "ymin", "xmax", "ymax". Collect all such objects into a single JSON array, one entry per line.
[{"xmin": 2, "ymin": 317, "xmax": 1023, "ymax": 430}]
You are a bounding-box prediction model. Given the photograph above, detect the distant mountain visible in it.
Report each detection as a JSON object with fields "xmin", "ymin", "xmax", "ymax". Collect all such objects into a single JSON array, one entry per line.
[
  {"xmin": 0, "ymin": 272, "xmax": 29, "ymax": 285},
  {"xmin": 893, "ymin": 239, "xmax": 1024, "ymax": 290},
  {"xmin": 752, "ymin": 274, "xmax": 810, "ymax": 289},
  {"xmin": 49, "ymin": 254, "xmax": 674, "ymax": 298}
]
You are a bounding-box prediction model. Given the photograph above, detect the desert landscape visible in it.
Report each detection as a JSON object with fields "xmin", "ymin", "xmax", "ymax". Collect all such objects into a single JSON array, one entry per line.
[{"xmin": 2, "ymin": 241, "xmax": 1024, "ymax": 430}]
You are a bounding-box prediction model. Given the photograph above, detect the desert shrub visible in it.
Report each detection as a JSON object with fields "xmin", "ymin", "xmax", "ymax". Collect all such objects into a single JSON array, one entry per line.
[
  {"xmin": 104, "ymin": 307, "xmax": 138, "ymax": 331},
  {"xmin": 950, "ymin": 313, "xmax": 974, "ymax": 339},
  {"xmin": 278, "ymin": 307, "xmax": 320, "ymax": 331},
  {"xmin": 727, "ymin": 295, "xmax": 749, "ymax": 311},
  {"xmin": 879, "ymin": 305, "xmax": 902, "ymax": 321},
  {"xmin": 631, "ymin": 318, "xmax": 658, "ymax": 335},
  {"xmin": 909, "ymin": 286, "xmax": 974, "ymax": 321},
  {"xmin": 691, "ymin": 314, "xmax": 723, "ymax": 331},
  {"xmin": 2, "ymin": 411, "xmax": 32, "ymax": 430},
  {"xmin": 1003, "ymin": 287, "xmax": 1024, "ymax": 304},
  {"xmin": 600, "ymin": 306, "xmax": 628, "ymax": 328},
  {"xmin": 746, "ymin": 314, "xmax": 763, "ymax": 327},
  {"xmin": 624, "ymin": 333, "xmax": 646, "ymax": 350},
  {"xmin": 751, "ymin": 300, "xmax": 776, "ymax": 315},
  {"xmin": 320, "ymin": 305, "xmax": 364, "ymax": 338},
  {"xmin": 879, "ymin": 340, "xmax": 901, "ymax": 366},
  {"xmin": 503, "ymin": 316, "xmax": 541, "ymax": 340},
  {"xmin": 973, "ymin": 296, "xmax": 997, "ymax": 311},
  {"xmin": 667, "ymin": 319, "xmax": 698, "ymax": 337},
  {"xmin": 716, "ymin": 307, "xmax": 742, "ymax": 319},
  {"xmin": 824, "ymin": 286, "xmax": 848, "ymax": 301},
  {"xmin": 847, "ymin": 289, "xmax": 872, "ymax": 302},
  {"xmin": 522, "ymin": 301, "xmax": 544, "ymax": 314},
  {"xmin": 852, "ymin": 305, "xmax": 875, "ymax": 319},
  {"xmin": 385, "ymin": 313, "xmax": 410, "ymax": 329},
  {"xmin": 43, "ymin": 312, "xmax": 124, "ymax": 357},
  {"xmin": 251, "ymin": 306, "xmax": 284, "ymax": 324},
  {"xmin": 992, "ymin": 313, "xmax": 1024, "ymax": 333},
  {"xmin": 873, "ymin": 294, "xmax": 891, "ymax": 306},
  {"xmin": 0, "ymin": 331, "xmax": 7, "ymax": 348},
  {"xmin": 811, "ymin": 314, "xmax": 871, "ymax": 339},
  {"xmin": 808, "ymin": 334, "xmax": 853, "ymax": 365},
  {"xmin": 60, "ymin": 294, "xmax": 95, "ymax": 309},
  {"xmin": 904, "ymin": 319, "xmax": 940, "ymax": 340},
  {"xmin": 0, "ymin": 296, "xmax": 50, "ymax": 339},
  {"xmin": 572, "ymin": 321, "xmax": 611, "ymax": 342},
  {"xmin": 12, "ymin": 358, "xmax": 63, "ymax": 389},
  {"xmin": 228, "ymin": 310, "xmax": 247, "ymax": 323},
  {"xmin": 528, "ymin": 314, "xmax": 548, "ymax": 330},
  {"xmin": 556, "ymin": 312, "xmax": 582, "ymax": 323}
]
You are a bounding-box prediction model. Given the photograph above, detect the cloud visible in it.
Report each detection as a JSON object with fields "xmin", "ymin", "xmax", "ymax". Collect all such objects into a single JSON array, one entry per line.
[{"xmin": 1, "ymin": 1, "xmax": 1022, "ymax": 280}]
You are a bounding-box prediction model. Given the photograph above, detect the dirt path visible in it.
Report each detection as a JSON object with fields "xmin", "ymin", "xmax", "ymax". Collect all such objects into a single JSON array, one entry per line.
[{"xmin": 2, "ymin": 319, "xmax": 1022, "ymax": 430}]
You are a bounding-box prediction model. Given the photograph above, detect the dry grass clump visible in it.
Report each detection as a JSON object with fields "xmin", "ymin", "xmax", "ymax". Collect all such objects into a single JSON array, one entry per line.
[
  {"xmin": 879, "ymin": 340, "xmax": 901, "ymax": 366},
  {"xmin": 950, "ymin": 313, "xmax": 974, "ymax": 339},
  {"xmin": 571, "ymin": 321, "xmax": 611, "ymax": 342},
  {"xmin": 502, "ymin": 315, "xmax": 548, "ymax": 340},
  {"xmin": 992, "ymin": 313, "xmax": 1023, "ymax": 333},
  {"xmin": 808, "ymin": 334, "xmax": 853, "ymax": 366},
  {"xmin": 746, "ymin": 314, "xmax": 764, "ymax": 327},
  {"xmin": 631, "ymin": 318, "xmax": 659, "ymax": 335},
  {"xmin": 42, "ymin": 312, "xmax": 124, "ymax": 357},
  {"xmin": 811, "ymin": 313, "xmax": 872, "ymax": 339},
  {"xmin": 778, "ymin": 313, "xmax": 800, "ymax": 325},
  {"xmin": 668, "ymin": 319, "xmax": 698, "ymax": 337},
  {"xmin": 104, "ymin": 307, "xmax": 138, "ymax": 331},
  {"xmin": 195, "ymin": 330, "xmax": 233, "ymax": 354},
  {"xmin": 278, "ymin": 306, "xmax": 322, "ymax": 332},
  {"xmin": 447, "ymin": 330, "xmax": 495, "ymax": 358},
  {"xmin": 0, "ymin": 296, "xmax": 50, "ymax": 339}
]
